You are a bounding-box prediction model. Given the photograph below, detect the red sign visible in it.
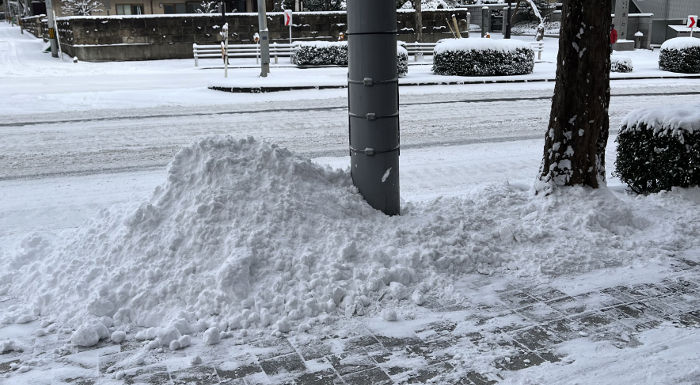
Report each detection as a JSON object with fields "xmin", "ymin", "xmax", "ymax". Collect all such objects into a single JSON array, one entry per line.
[
  {"xmin": 688, "ymin": 15, "xmax": 697, "ymax": 29},
  {"xmin": 284, "ymin": 10, "xmax": 293, "ymax": 27}
]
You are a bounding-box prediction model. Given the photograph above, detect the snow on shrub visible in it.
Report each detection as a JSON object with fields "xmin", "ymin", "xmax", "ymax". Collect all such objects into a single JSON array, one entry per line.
[
  {"xmin": 293, "ymin": 41, "xmax": 409, "ymax": 76},
  {"xmin": 615, "ymin": 104, "xmax": 700, "ymax": 193},
  {"xmin": 658, "ymin": 37, "xmax": 700, "ymax": 74},
  {"xmin": 611, "ymin": 55, "xmax": 633, "ymax": 73},
  {"xmin": 432, "ymin": 38, "xmax": 535, "ymax": 76},
  {"xmin": 292, "ymin": 41, "xmax": 348, "ymax": 66},
  {"xmin": 397, "ymin": 44, "xmax": 409, "ymax": 77}
]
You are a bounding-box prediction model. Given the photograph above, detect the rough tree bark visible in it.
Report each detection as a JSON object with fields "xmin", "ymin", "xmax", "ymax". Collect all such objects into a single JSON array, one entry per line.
[
  {"xmin": 537, "ymin": 0, "xmax": 611, "ymax": 192},
  {"xmin": 415, "ymin": 0, "xmax": 423, "ymax": 42}
]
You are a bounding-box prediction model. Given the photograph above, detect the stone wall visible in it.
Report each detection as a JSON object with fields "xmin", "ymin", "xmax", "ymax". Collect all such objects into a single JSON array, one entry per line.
[
  {"xmin": 21, "ymin": 15, "xmax": 48, "ymax": 40},
  {"xmin": 53, "ymin": 7, "xmax": 506, "ymax": 62}
]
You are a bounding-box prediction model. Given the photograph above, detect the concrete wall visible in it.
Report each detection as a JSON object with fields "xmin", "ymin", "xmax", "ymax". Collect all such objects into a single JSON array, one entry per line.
[
  {"xmin": 21, "ymin": 14, "xmax": 49, "ymax": 39},
  {"xmin": 55, "ymin": 9, "xmax": 489, "ymax": 61}
]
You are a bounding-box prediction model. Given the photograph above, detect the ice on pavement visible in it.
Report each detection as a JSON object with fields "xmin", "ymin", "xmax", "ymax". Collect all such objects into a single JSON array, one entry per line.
[{"xmin": 1, "ymin": 136, "xmax": 698, "ymax": 350}]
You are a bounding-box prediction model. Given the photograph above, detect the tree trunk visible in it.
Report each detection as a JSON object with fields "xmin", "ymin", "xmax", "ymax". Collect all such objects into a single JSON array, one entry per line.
[
  {"xmin": 537, "ymin": 0, "xmax": 611, "ymax": 192},
  {"xmin": 415, "ymin": 0, "xmax": 422, "ymax": 42}
]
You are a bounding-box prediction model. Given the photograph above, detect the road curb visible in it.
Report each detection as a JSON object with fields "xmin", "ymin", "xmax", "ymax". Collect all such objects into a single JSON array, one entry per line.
[{"xmin": 209, "ymin": 74, "xmax": 700, "ymax": 93}]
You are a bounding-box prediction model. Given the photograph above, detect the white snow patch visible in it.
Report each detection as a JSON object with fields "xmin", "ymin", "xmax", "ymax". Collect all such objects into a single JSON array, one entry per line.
[{"xmin": 660, "ymin": 36, "xmax": 700, "ymax": 51}]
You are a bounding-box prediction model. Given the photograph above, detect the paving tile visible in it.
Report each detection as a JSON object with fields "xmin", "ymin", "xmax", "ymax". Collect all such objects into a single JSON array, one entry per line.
[
  {"xmin": 251, "ymin": 338, "xmax": 296, "ymax": 361},
  {"xmin": 493, "ymin": 349, "xmax": 545, "ymax": 371},
  {"xmin": 326, "ymin": 352, "xmax": 376, "ymax": 376},
  {"xmin": 293, "ymin": 341, "xmax": 333, "ymax": 361},
  {"xmin": 541, "ymin": 318, "xmax": 588, "ymax": 341},
  {"xmin": 121, "ymin": 365, "xmax": 170, "ymax": 385},
  {"xmin": 462, "ymin": 371, "xmax": 499, "ymax": 385},
  {"xmin": 259, "ymin": 352, "xmax": 306, "ymax": 377},
  {"xmin": 63, "ymin": 377, "xmax": 97, "ymax": 385},
  {"xmin": 402, "ymin": 361, "xmax": 454, "ymax": 383},
  {"xmin": 404, "ymin": 339, "xmax": 454, "ymax": 365},
  {"xmin": 341, "ymin": 366, "xmax": 392, "ymax": 385},
  {"xmin": 170, "ymin": 366, "xmax": 218, "ymax": 385},
  {"xmin": 516, "ymin": 302, "xmax": 564, "ymax": 323},
  {"xmin": 373, "ymin": 336, "xmax": 423, "ymax": 352},
  {"xmin": 528, "ymin": 287, "xmax": 569, "ymax": 302},
  {"xmin": 573, "ymin": 311, "xmax": 616, "ymax": 331},
  {"xmin": 498, "ymin": 290, "xmax": 538, "ymax": 309},
  {"xmin": 98, "ymin": 351, "xmax": 133, "ymax": 374},
  {"xmin": 293, "ymin": 368, "xmax": 339, "ymax": 385},
  {"xmin": 676, "ymin": 312, "xmax": 700, "ymax": 328},
  {"xmin": 510, "ymin": 326, "xmax": 562, "ymax": 351},
  {"xmin": 216, "ymin": 361, "xmax": 263, "ymax": 382}
]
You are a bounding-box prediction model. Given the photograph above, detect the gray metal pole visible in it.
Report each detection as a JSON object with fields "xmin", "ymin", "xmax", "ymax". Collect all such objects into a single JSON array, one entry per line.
[
  {"xmin": 347, "ymin": 0, "xmax": 400, "ymax": 216},
  {"xmin": 256, "ymin": 0, "xmax": 270, "ymax": 77},
  {"xmin": 45, "ymin": 0, "xmax": 58, "ymax": 57}
]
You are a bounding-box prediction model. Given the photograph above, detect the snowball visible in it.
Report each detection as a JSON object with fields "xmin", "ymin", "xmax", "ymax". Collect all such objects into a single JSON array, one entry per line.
[
  {"xmin": 382, "ymin": 309, "xmax": 398, "ymax": 322},
  {"xmin": 157, "ymin": 326, "xmax": 181, "ymax": 347},
  {"xmin": 70, "ymin": 325, "xmax": 100, "ymax": 347},
  {"xmin": 276, "ymin": 318, "xmax": 291, "ymax": 333},
  {"xmin": 0, "ymin": 340, "xmax": 21, "ymax": 353},
  {"xmin": 191, "ymin": 355, "xmax": 202, "ymax": 366},
  {"xmin": 178, "ymin": 335, "xmax": 191, "ymax": 348},
  {"xmin": 110, "ymin": 331, "xmax": 126, "ymax": 344},
  {"xmin": 169, "ymin": 340, "xmax": 181, "ymax": 351},
  {"xmin": 203, "ymin": 327, "xmax": 221, "ymax": 345}
]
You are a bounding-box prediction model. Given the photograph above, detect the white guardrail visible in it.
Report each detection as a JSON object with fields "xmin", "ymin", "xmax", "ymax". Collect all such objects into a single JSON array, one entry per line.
[{"xmin": 193, "ymin": 41, "xmax": 544, "ymax": 66}]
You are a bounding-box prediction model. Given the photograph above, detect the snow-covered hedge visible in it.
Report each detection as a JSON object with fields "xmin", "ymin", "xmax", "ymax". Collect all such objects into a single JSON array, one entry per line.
[
  {"xmin": 611, "ymin": 55, "xmax": 633, "ymax": 73},
  {"xmin": 293, "ymin": 41, "xmax": 409, "ymax": 77},
  {"xmin": 397, "ymin": 44, "xmax": 408, "ymax": 77},
  {"xmin": 615, "ymin": 104, "xmax": 700, "ymax": 193},
  {"xmin": 292, "ymin": 41, "xmax": 348, "ymax": 66},
  {"xmin": 658, "ymin": 37, "xmax": 700, "ymax": 74},
  {"xmin": 432, "ymin": 38, "xmax": 534, "ymax": 76}
]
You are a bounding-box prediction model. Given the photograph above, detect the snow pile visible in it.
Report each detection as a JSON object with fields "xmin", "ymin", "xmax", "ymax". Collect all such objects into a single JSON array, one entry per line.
[
  {"xmin": 660, "ymin": 37, "xmax": 700, "ymax": 51},
  {"xmin": 434, "ymin": 38, "xmax": 532, "ymax": 55},
  {"xmin": 621, "ymin": 103, "xmax": 700, "ymax": 135},
  {"xmin": 1, "ymin": 137, "xmax": 697, "ymax": 348}
]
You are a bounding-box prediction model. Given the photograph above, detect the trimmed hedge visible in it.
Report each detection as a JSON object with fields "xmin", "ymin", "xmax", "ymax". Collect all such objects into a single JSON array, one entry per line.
[
  {"xmin": 292, "ymin": 42, "xmax": 348, "ymax": 66},
  {"xmin": 397, "ymin": 45, "xmax": 409, "ymax": 77},
  {"xmin": 432, "ymin": 38, "xmax": 534, "ymax": 76},
  {"xmin": 292, "ymin": 41, "xmax": 409, "ymax": 77},
  {"xmin": 659, "ymin": 37, "xmax": 700, "ymax": 74},
  {"xmin": 615, "ymin": 107, "xmax": 700, "ymax": 194},
  {"xmin": 611, "ymin": 56, "xmax": 633, "ymax": 73}
]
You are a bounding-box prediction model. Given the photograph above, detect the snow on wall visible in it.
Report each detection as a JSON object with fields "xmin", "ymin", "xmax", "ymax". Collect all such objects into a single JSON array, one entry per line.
[
  {"xmin": 660, "ymin": 37, "xmax": 700, "ymax": 51},
  {"xmin": 434, "ymin": 38, "xmax": 531, "ymax": 54}
]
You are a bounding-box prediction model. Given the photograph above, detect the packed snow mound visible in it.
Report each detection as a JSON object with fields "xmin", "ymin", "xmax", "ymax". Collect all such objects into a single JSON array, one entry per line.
[
  {"xmin": 622, "ymin": 103, "xmax": 700, "ymax": 135},
  {"xmin": 434, "ymin": 38, "xmax": 531, "ymax": 55},
  {"xmin": 2, "ymin": 137, "xmax": 696, "ymax": 342},
  {"xmin": 660, "ymin": 37, "xmax": 700, "ymax": 51}
]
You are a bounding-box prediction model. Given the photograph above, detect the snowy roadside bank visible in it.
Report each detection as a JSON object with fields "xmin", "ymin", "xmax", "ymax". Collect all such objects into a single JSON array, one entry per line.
[{"xmin": 1, "ymin": 137, "xmax": 698, "ymax": 368}]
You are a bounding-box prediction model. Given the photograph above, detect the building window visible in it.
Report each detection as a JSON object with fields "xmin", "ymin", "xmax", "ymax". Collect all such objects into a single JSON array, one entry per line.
[
  {"xmin": 162, "ymin": 3, "xmax": 186, "ymax": 13},
  {"xmin": 116, "ymin": 4, "xmax": 144, "ymax": 15},
  {"xmin": 185, "ymin": 1, "xmax": 201, "ymax": 13}
]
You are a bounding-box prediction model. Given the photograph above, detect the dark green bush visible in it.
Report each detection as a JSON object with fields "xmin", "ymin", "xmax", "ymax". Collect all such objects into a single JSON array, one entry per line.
[
  {"xmin": 615, "ymin": 118, "xmax": 699, "ymax": 194},
  {"xmin": 659, "ymin": 37, "xmax": 700, "ymax": 74},
  {"xmin": 293, "ymin": 41, "xmax": 408, "ymax": 77},
  {"xmin": 432, "ymin": 39, "xmax": 534, "ymax": 76}
]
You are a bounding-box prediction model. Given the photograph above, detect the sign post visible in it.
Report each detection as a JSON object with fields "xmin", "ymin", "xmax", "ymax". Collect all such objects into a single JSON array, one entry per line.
[
  {"xmin": 284, "ymin": 9, "xmax": 293, "ymax": 44},
  {"xmin": 688, "ymin": 15, "xmax": 697, "ymax": 38}
]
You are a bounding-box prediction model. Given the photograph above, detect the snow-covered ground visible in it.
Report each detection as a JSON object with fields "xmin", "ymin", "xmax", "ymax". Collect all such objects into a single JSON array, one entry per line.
[{"xmin": 1, "ymin": 21, "xmax": 699, "ymax": 385}]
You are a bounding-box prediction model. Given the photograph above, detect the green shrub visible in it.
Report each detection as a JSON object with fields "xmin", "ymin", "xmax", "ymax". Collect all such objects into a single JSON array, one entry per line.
[
  {"xmin": 659, "ymin": 37, "xmax": 700, "ymax": 74},
  {"xmin": 615, "ymin": 106, "xmax": 700, "ymax": 193},
  {"xmin": 432, "ymin": 38, "xmax": 534, "ymax": 76},
  {"xmin": 611, "ymin": 55, "xmax": 633, "ymax": 73}
]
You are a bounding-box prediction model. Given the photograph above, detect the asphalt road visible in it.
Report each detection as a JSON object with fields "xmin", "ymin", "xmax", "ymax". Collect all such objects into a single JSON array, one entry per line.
[{"xmin": 2, "ymin": 84, "xmax": 699, "ymax": 180}]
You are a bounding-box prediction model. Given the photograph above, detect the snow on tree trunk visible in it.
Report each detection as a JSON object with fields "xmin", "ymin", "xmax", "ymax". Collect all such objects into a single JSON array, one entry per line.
[{"xmin": 537, "ymin": 0, "xmax": 611, "ymax": 192}]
